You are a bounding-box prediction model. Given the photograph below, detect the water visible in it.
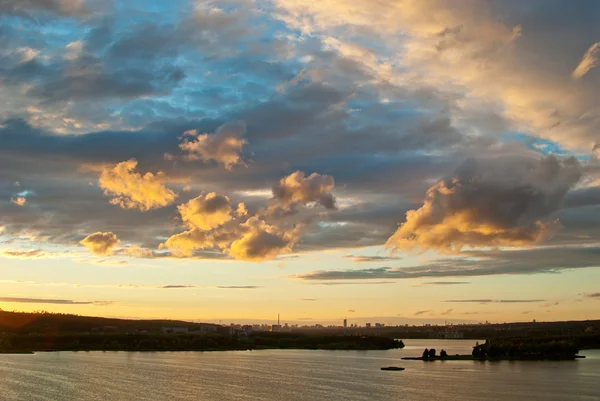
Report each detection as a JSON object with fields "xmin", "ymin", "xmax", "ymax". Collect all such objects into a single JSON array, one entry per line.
[{"xmin": 0, "ymin": 340, "xmax": 598, "ymax": 400}]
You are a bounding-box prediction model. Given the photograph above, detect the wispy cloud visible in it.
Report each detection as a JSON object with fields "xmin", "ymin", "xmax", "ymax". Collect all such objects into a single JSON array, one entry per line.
[
  {"xmin": 445, "ymin": 299, "xmax": 546, "ymax": 304},
  {"xmin": 0, "ymin": 297, "xmax": 116, "ymax": 305},
  {"xmin": 584, "ymin": 293, "xmax": 600, "ymax": 299},
  {"xmin": 215, "ymin": 286, "xmax": 262, "ymax": 289},
  {"xmin": 307, "ymin": 281, "xmax": 394, "ymax": 286},
  {"xmin": 414, "ymin": 310, "xmax": 430, "ymax": 316},
  {"xmin": 344, "ymin": 255, "xmax": 401, "ymax": 263},
  {"xmin": 293, "ymin": 246, "xmax": 600, "ymax": 281},
  {"xmin": 0, "ymin": 250, "xmax": 66, "ymax": 259},
  {"xmin": 301, "ymin": 298, "xmax": 317, "ymax": 301},
  {"xmin": 441, "ymin": 309, "xmax": 453, "ymax": 315},
  {"xmin": 573, "ymin": 42, "xmax": 600, "ymax": 79},
  {"xmin": 421, "ymin": 281, "xmax": 471, "ymax": 286},
  {"xmin": 159, "ymin": 285, "xmax": 197, "ymax": 289}
]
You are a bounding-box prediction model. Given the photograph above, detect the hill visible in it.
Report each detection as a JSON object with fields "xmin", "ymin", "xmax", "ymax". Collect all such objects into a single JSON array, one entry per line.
[{"xmin": 0, "ymin": 310, "xmax": 219, "ymax": 334}]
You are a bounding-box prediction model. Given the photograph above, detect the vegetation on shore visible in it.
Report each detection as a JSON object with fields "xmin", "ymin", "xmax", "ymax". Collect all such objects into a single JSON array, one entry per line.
[
  {"xmin": 0, "ymin": 332, "xmax": 404, "ymax": 353},
  {"xmin": 402, "ymin": 338, "xmax": 583, "ymax": 361}
]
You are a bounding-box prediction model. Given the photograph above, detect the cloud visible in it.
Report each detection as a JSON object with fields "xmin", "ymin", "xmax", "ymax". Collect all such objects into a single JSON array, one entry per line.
[
  {"xmin": 179, "ymin": 122, "xmax": 247, "ymax": 170},
  {"xmin": 275, "ymin": 0, "xmax": 600, "ymax": 153},
  {"xmin": 301, "ymin": 298, "xmax": 317, "ymax": 301},
  {"xmin": 441, "ymin": 309, "xmax": 453, "ymax": 316},
  {"xmin": 0, "ymin": 297, "xmax": 113, "ymax": 305},
  {"xmin": 0, "ymin": 0, "xmax": 88, "ymax": 17},
  {"xmin": 271, "ymin": 171, "xmax": 336, "ymax": 210},
  {"xmin": 161, "ymin": 229, "xmax": 218, "ymax": 257},
  {"xmin": 387, "ymin": 155, "xmax": 581, "ymax": 253},
  {"xmin": 445, "ymin": 299, "xmax": 546, "ymax": 304},
  {"xmin": 98, "ymin": 159, "xmax": 178, "ymax": 211},
  {"xmin": 0, "ymin": 249, "xmax": 53, "ymax": 258},
  {"xmin": 178, "ymin": 192, "xmax": 235, "ymax": 231},
  {"xmin": 422, "ymin": 281, "xmax": 470, "ymax": 286},
  {"xmin": 119, "ymin": 245, "xmax": 155, "ymax": 258},
  {"xmin": 414, "ymin": 310, "xmax": 430, "ymax": 316},
  {"xmin": 229, "ymin": 217, "xmax": 298, "ymax": 261},
  {"xmin": 348, "ymin": 309, "xmax": 355, "ymax": 312},
  {"xmin": 294, "ymin": 246, "xmax": 600, "ymax": 281},
  {"xmin": 216, "ymin": 286, "xmax": 262, "ymax": 289},
  {"xmin": 159, "ymin": 285, "xmax": 197, "ymax": 289},
  {"xmin": 307, "ymin": 281, "xmax": 394, "ymax": 286},
  {"xmin": 80, "ymin": 232, "xmax": 120, "ymax": 255},
  {"xmin": 585, "ymin": 293, "xmax": 600, "ymax": 299},
  {"xmin": 1, "ymin": 0, "xmax": 600, "ymax": 275},
  {"xmin": 10, "ymin": 197, "xmax": 27, "ymax": 206},
  {"xmin": 160, "ymin": 192, "xmax": 242, "ymax": 257},
  {"xmin": 161, "ymin": 169, "xmax": 333, "ymax": 261},
  {"xmin": 344, "ymin": 255, "xmax": 401, "ymax": 263},
  {"xmin": 573, "ymin": 42, "xmax": 600, "ymax": 79},
  {"xmin": 81, "ymin": 259, "xmax": 128, "ymax": 266}
]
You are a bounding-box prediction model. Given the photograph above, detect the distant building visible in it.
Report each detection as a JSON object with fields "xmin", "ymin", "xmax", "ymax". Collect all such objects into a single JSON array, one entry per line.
[
  {"xmin": 162, "ymin": 327, "xmax": 188, "ymax": 334},
  {"xmin": 270, "ymin": 324, "xmax": 282, "ymax": 332},
  {"xmin": 428, "ymin": 327, "xmax": 464, "ymax": 339},
  {"xmin": 375, "ymin": 323, "xmax": 384, "ymax": 328},
  {"xmin": 200, "ymin": 326, "xmax": 217, "ymax": 333},
  {"xmin": 343, "ymin": 319, "xmax": 347, "ymax": 328},
  {"xmin": 365, "ymin": 323, "xmax": 371, "ymax": 328}
]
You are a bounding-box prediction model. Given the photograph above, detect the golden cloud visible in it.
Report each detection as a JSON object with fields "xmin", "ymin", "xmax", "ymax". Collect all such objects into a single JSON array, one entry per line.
[
  {"xmin": 80, "ymin": 232, "xmax": 120, "ymax": 255},
  {"xmin": 161, "ymin": 229, "xmax": 216, "ymax": 257},
  {"xmin": 161, "ymin": 170, "xmax": 333, "ymax": 261},
  {"xmin": 10, "ymin": 197, "xmax": 27, "ymax": 206},
  {"xmin": 179, "ymin": 122, "xmax": 247, "ymax": 170},
  {"xmin": 272, "ymin": 171, "xmax": 336, "ymax": 210},
  {"xmin": 98, "ymin": 159, "xmax": 177, "ymax": 211},
  {"xmin": 573, "ymin": 42, "xmax": 600, "ymax": 79},
  {"xmin": 179, "ymin": 192, "xmax": 234, "ymax": 231},
  {"xmin": 387, "ymin": 155, "xmax": 582, "ymax": 253},
  {"xmin": 229, "ymin": 217, "xmax": 298, "ymax": 262}
]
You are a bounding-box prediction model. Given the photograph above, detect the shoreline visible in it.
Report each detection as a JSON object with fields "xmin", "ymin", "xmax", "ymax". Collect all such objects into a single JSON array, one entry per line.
[
  {"xmin": 402, "ymin": 355, "xmax": 586, "ymax": 361},
  {"xmin": 0, "ymin": 346, "xmax": 404, "ymax": 355}
]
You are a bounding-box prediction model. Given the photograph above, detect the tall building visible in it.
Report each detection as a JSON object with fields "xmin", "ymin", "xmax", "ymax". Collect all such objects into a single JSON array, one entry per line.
[{"xmin": 343, "ymin": 319, "xmax": 347, "ymax": 328}]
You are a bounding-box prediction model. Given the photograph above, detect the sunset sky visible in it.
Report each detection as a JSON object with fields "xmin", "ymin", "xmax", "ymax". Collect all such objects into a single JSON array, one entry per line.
[{"xmin": 1, "ymin": 0, "xmax": 600, "ymax": 325}]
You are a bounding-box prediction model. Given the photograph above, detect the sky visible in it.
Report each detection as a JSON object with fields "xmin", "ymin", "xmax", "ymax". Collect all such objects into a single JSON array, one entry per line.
[{"xmin": 1, "ymin": 0, "xmax": 600, "ymax": 326}]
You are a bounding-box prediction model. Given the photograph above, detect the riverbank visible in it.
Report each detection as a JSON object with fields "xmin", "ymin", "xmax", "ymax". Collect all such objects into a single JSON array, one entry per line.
[{"xmin": 0, "ymin": 333, "xmax": 404, "ymax": 353}]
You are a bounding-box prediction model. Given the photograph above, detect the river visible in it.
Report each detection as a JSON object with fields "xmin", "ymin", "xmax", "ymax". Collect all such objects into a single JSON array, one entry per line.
[{"xmin": 0, "ymin": 340, "xmax": 598, "ymax": 400}]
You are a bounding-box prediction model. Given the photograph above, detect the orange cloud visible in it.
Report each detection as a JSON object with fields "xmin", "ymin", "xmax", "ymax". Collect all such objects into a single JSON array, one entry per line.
[
  {"xmin": 178, "ymin": 192, "xmax": 234, "ymax": 231},
  {"xmin": 98, "ymin": 159, "xmax": 177, "ymax": 211},
  {"xmin": 10, "ymin": 197, "xmax": 27, "ymax": 206},
  {"xmin": 161, "ymin": 170, "xmax": 333, "ymax": 261},
  {"xmin": 229, "ymin": 217, "xmax": 298, "ymax": 261},
  {"xmin": 387, "ymin": 155, "xmax": 581, "ymax": 253},
  {"xmin": 179, "ymin": 122, "xmax": 247, "ymax": 170},
  {"xmin": 272, "ymin": 171, "xmax": 336, "ymax": 210},
  {"xmin": 80, "ymin": 232, "xmax": 120, "ymax": 255},
  {"xmin": 573, "ymin": 42, "xmax": 600, "ymax": 79},
  {"xmin": 161, "ymin": 229, "xmax": 216, "ymax": 257}
]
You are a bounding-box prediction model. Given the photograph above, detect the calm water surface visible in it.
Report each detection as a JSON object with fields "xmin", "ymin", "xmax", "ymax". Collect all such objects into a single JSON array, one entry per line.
[{"xmin": 0, "ymin": 340, "xmax": 598, "ymax": 400}]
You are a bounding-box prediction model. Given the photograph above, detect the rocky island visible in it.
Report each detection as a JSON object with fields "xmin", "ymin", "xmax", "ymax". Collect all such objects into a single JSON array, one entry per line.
[{"xmin": 402, "ymin": 338, "xmax": 584, "ymax": 361}]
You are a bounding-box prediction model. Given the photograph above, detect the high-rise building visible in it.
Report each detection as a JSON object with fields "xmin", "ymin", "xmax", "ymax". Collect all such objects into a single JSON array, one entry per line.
[{"xmin": 343, "ymin": 319, "xmax": 347, "ymax": 328}]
